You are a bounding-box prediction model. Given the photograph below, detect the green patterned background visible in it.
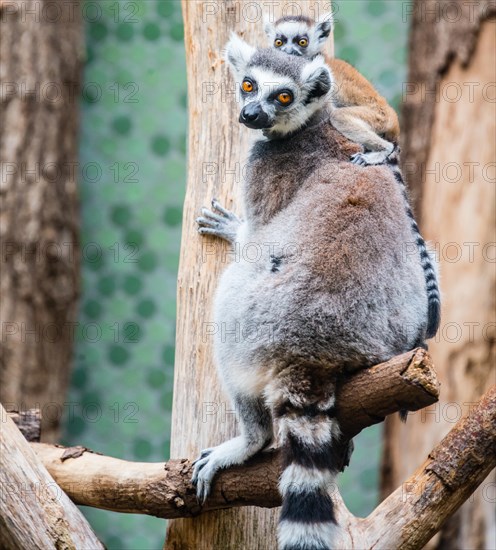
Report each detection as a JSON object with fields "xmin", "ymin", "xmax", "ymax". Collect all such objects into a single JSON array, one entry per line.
[{"xmin": 62, "ymin": 1, "xmax": 410, "ymax": 548}]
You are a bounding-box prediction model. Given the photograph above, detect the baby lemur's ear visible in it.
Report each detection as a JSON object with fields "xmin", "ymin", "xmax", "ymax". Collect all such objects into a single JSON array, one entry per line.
[
  {"xmin": 263, "ymin": 13, "xmax": 275, "ymax": 39},
  {"xmin": 301, "ymin": 55, "xmax": 332, "ymax": 100},
  {"xmin": 224, "ymin": 33, "xmax": 256, "ymax": 77},
  {"xmin": 315, "ymin": 12, "xmax": 334, "ymax": 43}
]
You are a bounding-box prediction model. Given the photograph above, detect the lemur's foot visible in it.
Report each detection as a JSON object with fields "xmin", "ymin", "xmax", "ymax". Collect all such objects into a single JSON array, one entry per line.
[
  {"xmin": 351, "ymin": 150, "xmax": 393, "ymax": 166},
  {"xmin": 191, "ymin": 436, "xmax": 259, "ymax": 503},
  {"xmin": 196, "ymin": 198, "xmax": 241, "ymax": 243},
  {"xmin": 385, "ymin": 144, "xmax": 401, "ymax": 165}
]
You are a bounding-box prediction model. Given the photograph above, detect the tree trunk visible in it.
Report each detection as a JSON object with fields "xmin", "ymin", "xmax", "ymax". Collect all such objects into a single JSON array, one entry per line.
[
  {"xmin": 0, "ymin": 404, "xmax": 103, "ymax": 550},
  {"xmin": 166, "ymin": 1, "xmax": 332, "ymax": 548},
  {"xmin": 0, "ymin": 0, "xmax": 83, "ymax": 442},
  {"xmin": 381, "ymin": 2, "xmax": 496, "ymax": 549}
]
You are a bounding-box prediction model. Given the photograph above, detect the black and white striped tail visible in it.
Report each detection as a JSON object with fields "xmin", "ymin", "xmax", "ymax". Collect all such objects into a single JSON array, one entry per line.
[
  {"xmin": 274, "ymin": 390, "xmax": 339, "ymax": 550},
  {"xmin": 387, "ymin": 152, "xmax": 441, "ymax": 339}
]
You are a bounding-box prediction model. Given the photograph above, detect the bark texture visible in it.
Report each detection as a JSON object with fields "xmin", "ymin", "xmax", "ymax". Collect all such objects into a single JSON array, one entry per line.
[
  {"xmin": 0, "ymin": 0, "xmax": 83, "ymax": 442},
  {"xmin": 367, "ymin": 386, "xmax": 496, "ymax": 550},
  {"xmin": 168, "ymin": 1, "xmax": 333, "ymax": 549},
  {"xmin": 383, "ymin": 2, "xmax": 496, "ymax": 549},
  {"xmin": 0, "ymin": 404, "xmax": 103, "ymax": 550},
  {"xmin": 5, "ymin": 407, "xmax": 41, "ymax": 442},
  {"xmin": 401, "ymin": 0, "xmax": 496, "ymax": 216}
]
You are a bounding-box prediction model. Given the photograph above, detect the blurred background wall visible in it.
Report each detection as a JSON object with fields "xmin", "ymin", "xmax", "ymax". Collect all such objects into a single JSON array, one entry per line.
[{"xmin": 62, "ymin": 1, "xmax": 410, "ymax": 547}]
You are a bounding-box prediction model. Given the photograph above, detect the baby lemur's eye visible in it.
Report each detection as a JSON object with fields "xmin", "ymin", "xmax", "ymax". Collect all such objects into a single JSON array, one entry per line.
[
  {"xmin": 242, "ymin": 80, "xmax": 254, "ymax": 93},
  {"xmin": 277, "ymin": 92, "xmax": 293, "ymax": 106},
  {"xmin": 274, "ymin": 39, "xmax": 283, "ymax": 47},
  {"xmin": 298, "ymin": 38, "xmax": 308, "ymax": 47}
]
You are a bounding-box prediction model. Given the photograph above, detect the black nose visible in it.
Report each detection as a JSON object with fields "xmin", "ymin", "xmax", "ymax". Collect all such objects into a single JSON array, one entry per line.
[
  {"xmin": 282, "ymin": 46, "xmax": 302, "ymax": 56},
  {"xmin": 239, "ymin": 104, "xmax": 271, "ymax": 129},
  {"xmin": 240, "ymin": 104, "xmax": 261, "ymax": 123}
]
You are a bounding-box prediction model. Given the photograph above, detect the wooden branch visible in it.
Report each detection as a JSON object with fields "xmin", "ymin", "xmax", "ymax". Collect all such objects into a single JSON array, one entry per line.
[
  {"xmin": 32, "ymin": 443, "xmax": 281, "ymax": 519},
  {"xmin": 7, "ymin": 344, "xmax": 434, "ymax": 445},
  {"xmin": 6, "ymin": 408, "xmax": 41, "ymax": 442},
  {"xmin": 30, "ymin": 349, "xmax": 437, "ymax": 519},
  {"xmin": 336, "ymin": 348, "xmax": 438, "ymax": 437},
  {"xmin": 366, "ymin": 385, "xmax": 496, "ymax": 549},
  {"xmin": 0, "ymin": 404, "xmax": 103, "ymax": 550},
  {"xmin": 26, "ymin": 357, "xmax": 494, "ymax": 548}
]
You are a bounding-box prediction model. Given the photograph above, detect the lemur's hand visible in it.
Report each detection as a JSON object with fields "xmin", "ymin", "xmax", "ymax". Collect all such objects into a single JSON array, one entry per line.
[
  {"xmin": 196, "ymin": 198, "xmax": 242, "ymax": 244},
  {"xmin": 351, "ymin": 145, "xmax": 398, "ymax": 167}
]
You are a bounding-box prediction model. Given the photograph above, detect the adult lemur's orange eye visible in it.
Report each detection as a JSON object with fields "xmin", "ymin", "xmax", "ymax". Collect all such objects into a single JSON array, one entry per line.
[
  {"xmin": 242, "ymin": 80, "xmax": 253, "ymax": 93},
  {"xmin": 277, "ymin": 92, "xmax": 293, "ymax": 105},
  {"xmin": 298, "ymin": 38, "xmax": 308, "ymax": 47},
  {"xmin": 274, "ymin": 39, "xmax": 283, "ymax": 47}
]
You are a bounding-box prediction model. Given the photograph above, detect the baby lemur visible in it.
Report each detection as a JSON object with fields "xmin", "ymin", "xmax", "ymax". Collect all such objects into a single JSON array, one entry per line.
[
  {"xmin": 192, "ymin": 36, "xmax": 439, "ymax": 550},
  {"xmin": 265, "ymin": 13, "xmax": 400, "ymax": 166}
]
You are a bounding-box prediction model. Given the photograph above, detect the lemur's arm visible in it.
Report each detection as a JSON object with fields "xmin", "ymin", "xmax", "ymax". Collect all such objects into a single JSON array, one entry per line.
[
  {"xmin": 326, "ymin": 57, "xmax": 400, "ymax": 166},
  {"xmin": 196, "ymin": 198, "xmax": 243, "ymax": 243}
]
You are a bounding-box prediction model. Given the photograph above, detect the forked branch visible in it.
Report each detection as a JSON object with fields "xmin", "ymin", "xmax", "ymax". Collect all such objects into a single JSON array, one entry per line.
[
  {"xmin": 9, "ymin": 351, "xmax": 494, "ymax": 548},
  {"xmin": 27, "ymin": 349, "xmax": 439, "ymax": 520},
  {"xmin": 37, "ymin": 382, "xmax": 496, "ymax": 550}
]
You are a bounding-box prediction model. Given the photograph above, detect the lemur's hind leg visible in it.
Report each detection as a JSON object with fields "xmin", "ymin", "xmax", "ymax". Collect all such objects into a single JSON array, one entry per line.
[
  {"xmin": 192, "ymin": 395, "xmax": 273, "ymax": 502},
  {"xmin": 330, "ymin": 106, "xmax": 395, "ymax": 166},
  {"xmin": 196, "ymin": 198, "xmax": 242, "ymax": 243}
]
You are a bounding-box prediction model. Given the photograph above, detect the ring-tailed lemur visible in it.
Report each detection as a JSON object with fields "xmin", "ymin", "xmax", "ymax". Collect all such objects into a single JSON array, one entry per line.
[
  {"xmin": 192, "ymin": 36, "xmax": 438, "ymax": 550},
  {"xmin": 264, "ymin": 13, "xmax": 441, "ymax": 340},
  {"xmin": 264, "ymin": 13, "xmax": 400, "ymax": 167}
]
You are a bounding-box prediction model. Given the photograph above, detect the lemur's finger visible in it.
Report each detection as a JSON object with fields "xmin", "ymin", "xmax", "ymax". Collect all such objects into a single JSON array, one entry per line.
[
  {"xmin": 197, "ymin": 227, "xmax": 225, "ymax": 236},
  {"xmin": 191, "ymin": 459, "xmax": 209, "ymax": 484},
  {"xmin": 211, "ymin": 199, "xmax": 238, "ymax": 220},
  {"xmin": 196, "ymin": 216, "xmax": 219, "ymax": 228},
  {"xmin": 201, "ymin": 208, "xmax": 226, "ymax": 223},
  {"xmin": 192, "ymin": 448, "xmax": 213, "ymax": 466},
  {"xmin": 196, "ymin": 472, "xmax": 214, "ymax": 503},
  {"xmin": 198, "ymin": 483, "xmax": 211, "ymax": 504}
]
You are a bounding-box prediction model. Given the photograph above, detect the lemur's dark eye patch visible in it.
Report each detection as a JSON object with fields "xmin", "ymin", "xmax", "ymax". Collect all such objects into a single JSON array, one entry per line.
[
  {"xmin": 274, "ymin": 36, "xmax": 286, "ymax": 47},
  {"xmin": 298, "ymin": 37, "xmax": 308, "ymax": 47}
]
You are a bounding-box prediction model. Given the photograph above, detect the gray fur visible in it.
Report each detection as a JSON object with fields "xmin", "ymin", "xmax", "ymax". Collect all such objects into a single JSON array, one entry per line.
[
  {"xmin": 275, "ymin": 15, "xmax": 313, "ymax": 26},
  {"xmin": 193, "ymin": 47, "xmax": 433, "ymax": 547},
  {"xmin": 248, "ymin": 49, "xmax": 306, "ymax": 80}
]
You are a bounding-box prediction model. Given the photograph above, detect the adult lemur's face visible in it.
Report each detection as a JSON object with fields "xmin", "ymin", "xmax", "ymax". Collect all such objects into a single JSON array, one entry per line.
[{"xmin": 225, "ymin": 35, "xmax": 332, "ymax": 138}]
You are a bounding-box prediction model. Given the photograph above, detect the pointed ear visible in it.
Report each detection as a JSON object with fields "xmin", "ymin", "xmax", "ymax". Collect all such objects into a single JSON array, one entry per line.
[
  {"xmin": 315, "ymin": 12, "xmax": 334, "ymax": 43},
  {"xmin": 263, "ymin": 13, "xmax": 275, "ymax": 39},
  {"xmin": 224, "ymin": 33, "xmax": 256, "ymax": 77},
  {"xmin": 302, "ymin": 56, "xmax": 332, "ymax": 100}
]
